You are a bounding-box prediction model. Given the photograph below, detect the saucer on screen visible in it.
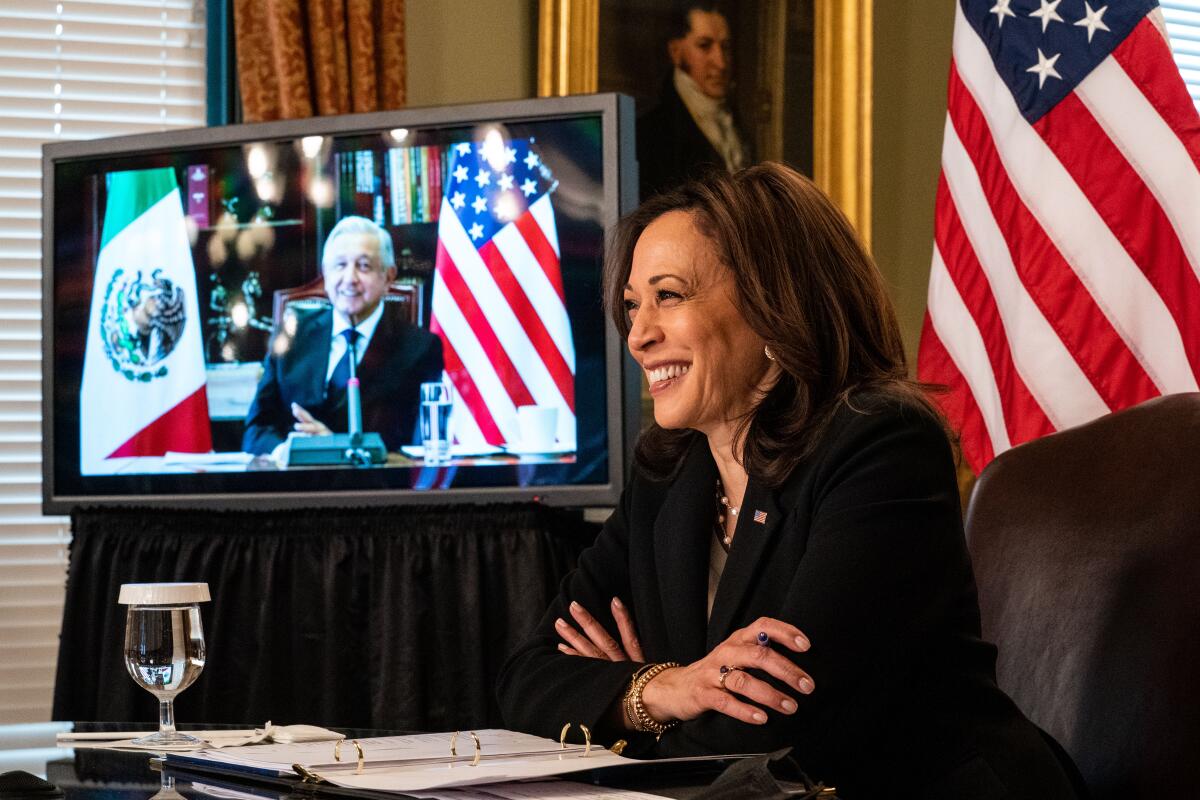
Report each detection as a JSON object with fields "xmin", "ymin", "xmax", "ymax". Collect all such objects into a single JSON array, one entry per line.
[{"xmin": 503, "ymin": 442, "xmax": 575, "ymax": 456}]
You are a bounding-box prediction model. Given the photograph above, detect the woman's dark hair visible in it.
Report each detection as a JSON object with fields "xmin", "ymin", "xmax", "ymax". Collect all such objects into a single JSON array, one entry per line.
[{"xmin": 604, "ymin": 162, "xmax": 941, "ymax": 486}]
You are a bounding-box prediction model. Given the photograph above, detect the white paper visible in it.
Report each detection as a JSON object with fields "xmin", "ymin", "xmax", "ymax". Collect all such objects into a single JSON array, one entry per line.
[
  {"xmin": 59, "ymin": 723, "xmax": 341, "ymax": 752},
  {"xmin": 399, "ymin": 444, "xmax": 504, "ymax": 458},
  {"xmin": 321, "ymin": 749, "xmax": 634, "ymax": 793},
  {"xmin": 163, "ymin": 451, "xmax": 254, "ymax": 465},
  {"xmin": 180, "ymin": 730, "xmax": 589, "ymax": 775},
  {"xmin": 168, "ymin": 729, "xmax": 738, "ymax": 794},
  {"xmin": 409, "ymin": 780, "xmax": 668, "ymax": 799}
]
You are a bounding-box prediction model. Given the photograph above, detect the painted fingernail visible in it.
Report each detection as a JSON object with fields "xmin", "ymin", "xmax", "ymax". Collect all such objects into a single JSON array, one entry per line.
[
  {"xmin": 557, "ymin": 643, "xmax": 569, "ymax": 652},
  {"xmin": 555, "ymin": 618, "xmax": 566, "ymax": 628},
  {"xmin": 570, "ymin": 601, "xmax": 580, "ymax": 611},
  {"xmin": 612, "ymin": 597, "xmax": 624, "ymax": 609},
  {"xmin": 799, "ymin": 677, "xmax": 815, "ymax": 694},
  {"xmin": 781, "ymin": 699, "xmax": 797, "ymax": 713},
  {"xmin": 752, "ymin": 712, "xmax": 766, "ymax": 723},
  {"xmin": 795, "ymin": 635, "xmax": 810, "ymax": 651}
]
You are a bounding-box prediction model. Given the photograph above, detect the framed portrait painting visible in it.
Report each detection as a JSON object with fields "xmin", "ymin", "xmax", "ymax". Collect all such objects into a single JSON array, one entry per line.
[{"xmin": 537, "ymin": 0, "xmax": 872, "ymax": 246}]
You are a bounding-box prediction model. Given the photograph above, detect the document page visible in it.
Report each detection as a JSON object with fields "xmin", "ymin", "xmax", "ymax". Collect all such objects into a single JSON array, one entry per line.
[
  {"xmin": 320, "ymin": 747, "xmax": 634, "ymax": 793},
  {"xmin": 173, "ymin": 730, "xmax": 592, "ymax": 777},
  {"xmin": 409, "ymin": 780, "xmax": 668, "ymax": 799}
]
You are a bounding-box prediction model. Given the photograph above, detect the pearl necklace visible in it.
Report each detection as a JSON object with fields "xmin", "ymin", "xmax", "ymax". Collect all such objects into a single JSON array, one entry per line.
[{"xmin": 714, "ymin": 478, "xmax": 740, "ymax": 549}]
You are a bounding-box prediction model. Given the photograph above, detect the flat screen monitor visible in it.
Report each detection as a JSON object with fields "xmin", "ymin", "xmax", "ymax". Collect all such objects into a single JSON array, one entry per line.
[{"xmin": 42, "ymin": 94, "xmax": 639, "ymax": 512}]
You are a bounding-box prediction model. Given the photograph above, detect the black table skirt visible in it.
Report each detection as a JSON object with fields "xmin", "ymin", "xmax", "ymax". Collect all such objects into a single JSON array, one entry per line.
[{"xmin": 52, "ymin": 503, "xmax": 597, "ymax": 731}]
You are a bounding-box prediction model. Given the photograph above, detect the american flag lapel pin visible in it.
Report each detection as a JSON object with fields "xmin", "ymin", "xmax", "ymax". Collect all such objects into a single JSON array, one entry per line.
[{"xmin": 753, "ymin": 509, "xmax": 767, "ymax": 524}]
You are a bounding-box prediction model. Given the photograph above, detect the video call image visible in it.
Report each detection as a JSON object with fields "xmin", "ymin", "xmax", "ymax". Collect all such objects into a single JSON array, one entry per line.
[{"xmin": 51, "ymin": 117, "xmax": 611, "ymax": 496}]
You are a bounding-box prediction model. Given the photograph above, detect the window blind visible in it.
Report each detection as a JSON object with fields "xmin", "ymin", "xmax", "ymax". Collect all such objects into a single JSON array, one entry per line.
[
  {"xmin": 0, "ymin": 0, "xmax": 205, "ymax": 724},
  {"xmin": 1163, "ymin": 1, "xmax": 1200, "ymax": 110}
]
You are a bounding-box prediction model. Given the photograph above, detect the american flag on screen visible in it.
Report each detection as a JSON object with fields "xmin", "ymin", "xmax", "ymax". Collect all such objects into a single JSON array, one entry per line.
[
  {"xmin": 918, "ymin": 0, "xmax": 1200, "ymax": 474},
  {"xmin": 429, "ymin": 135, "xmax": 576, "ymax": 448}
]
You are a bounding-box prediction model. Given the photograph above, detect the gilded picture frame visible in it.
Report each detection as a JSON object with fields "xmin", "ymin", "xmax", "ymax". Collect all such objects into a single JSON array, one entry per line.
[{"xmin": 536, "ymin": 0, "xmax": 872, "ymax": 248}]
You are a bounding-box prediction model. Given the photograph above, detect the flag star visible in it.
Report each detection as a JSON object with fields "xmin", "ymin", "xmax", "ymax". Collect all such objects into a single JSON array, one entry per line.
[
  {"xmin": 1026, "ymin": 48, "xmax": 1062, "ymax": 89},
  {"xmin": 521, "ymin": 178, "xmax": 537, "ymax": 197},
  {"xmin": 456, "ymin": 143, "xmax": 472, "ymax": 156},
  {"xmin": 468, "ymin": 222, "xmax": 484, "ymax": 240},
  {"xmin": 453, "ymin": 164, "xmax": 469, "ymax": 183},
  {"xmin": 1073, "ymin": 2, "xmax": 1110, "ymax": 43},
  {"xmin": 505, "ymin": 146, "xmax": 518, "ymax": 165},
  {"xmin": 471, "ymin": 195, "xmax": 488, "ymax": 214},
  {"xmin": 474, "ymin": 169, "xmax": 491, "ymax": 188},
  {"xmin": 450, "ymin": 191, "xmax": 466, "ymax": 210},
  {"xmin": 989, "ymin": 0, "xmax": 1016, "ymax": 28},
  {"xmin": 524, "ymin": 151, "xmax": 540, "ymax": 170},
  {"xmin": 497, "ymin": 173, "xmax": 515, "ymax": 191},
  {"xmin": 1029, "ymin": 0, "xmax": 1064, "ymax": 33}
]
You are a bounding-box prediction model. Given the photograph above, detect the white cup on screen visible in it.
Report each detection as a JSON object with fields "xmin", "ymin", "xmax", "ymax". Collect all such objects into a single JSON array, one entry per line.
[{"xmin": 516, "ymin": 405, "xmax": 558, "ymax": 450}]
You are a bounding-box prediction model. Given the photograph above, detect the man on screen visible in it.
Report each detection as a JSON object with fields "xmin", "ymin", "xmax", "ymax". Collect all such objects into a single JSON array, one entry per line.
[
  {"xmin": 242, "ymin": 216, "xmax": 443, "ymax": 455},
  {"xmin": 637, "ymin": 1, "xmax": 750, "ymax": 201}
]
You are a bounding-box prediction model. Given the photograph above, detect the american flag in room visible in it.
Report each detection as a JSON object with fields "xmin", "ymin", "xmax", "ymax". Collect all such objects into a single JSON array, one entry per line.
[
  {"xmin": 429, "ymin": 133, "xmax": 577, "ymax": 450},
  {"xmin": 918, "ymin": 0, "xmax": 1200, "ymax": 474}
]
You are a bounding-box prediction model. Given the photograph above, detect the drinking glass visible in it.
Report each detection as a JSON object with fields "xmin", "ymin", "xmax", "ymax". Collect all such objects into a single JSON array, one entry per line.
[
  {"xmin": 119, "ymin": 582, "xmax": 210, "ymax": 747},
  {"xmin": 420, "ymin": 381, "xmax": 453, "ymax": 463}
]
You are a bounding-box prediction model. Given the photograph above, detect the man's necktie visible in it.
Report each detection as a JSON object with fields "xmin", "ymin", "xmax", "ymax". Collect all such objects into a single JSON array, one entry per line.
[{"xmin": 328, "ymin": 328, "xmax": 361, "ymax": 391}]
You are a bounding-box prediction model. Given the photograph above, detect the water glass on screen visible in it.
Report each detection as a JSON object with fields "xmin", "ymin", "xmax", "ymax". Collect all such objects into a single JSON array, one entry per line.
[
  {"xmin": 420, "ymin": 381, "xmax": 453, "ymax": 464},
  {"xmin": 119, "ymin": 582, "xmax": 210, "ymax": 747}
]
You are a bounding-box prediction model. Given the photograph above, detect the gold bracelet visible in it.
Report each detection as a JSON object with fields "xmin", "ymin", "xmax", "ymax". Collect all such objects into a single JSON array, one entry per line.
[
  {"xmin": 622, "ymin": 662, "xmax": 680, "ymax": 739},
  {"xmin": 622, "ymin": 664, "xmax": 655, "ymax": 730}
]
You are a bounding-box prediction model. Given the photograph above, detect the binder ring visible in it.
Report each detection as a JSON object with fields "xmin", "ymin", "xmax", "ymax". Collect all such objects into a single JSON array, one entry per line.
[
  {"xmin": 557, "ymin": 723, "xmax": 592, "ymax": 757},
  {"xmin": 332, "ymin": 738, "xmax": 364, "ymax": 773},
  {"xmin": 449, "ymin": 730, "xmax": 482, "ymax": 766}
]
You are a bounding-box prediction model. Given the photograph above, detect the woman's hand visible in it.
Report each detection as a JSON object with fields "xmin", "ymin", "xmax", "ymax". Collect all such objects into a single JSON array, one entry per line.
[
  {"xmin": 554, "ymin": 597, "xmax": 645, "ymax": 662},
  {"xmin": 641, "ymin": 617, "xmax": 814, "ymax": 726}
]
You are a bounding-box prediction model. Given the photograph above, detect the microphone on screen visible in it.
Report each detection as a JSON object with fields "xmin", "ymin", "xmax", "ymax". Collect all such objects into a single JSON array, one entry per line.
[{"xmin": 346, "ymin": 320, "xmax": 363, "ymax": 448}]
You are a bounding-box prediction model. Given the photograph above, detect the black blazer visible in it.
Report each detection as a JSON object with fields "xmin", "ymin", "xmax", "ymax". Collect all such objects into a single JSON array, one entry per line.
[
  {"xmin": 497, "ymin": 393, "xmax": 1078, "ymax": 799},
  {"xmin": 242, "ymin": 305, "xmax": 443, "ymax": 454},
  {"xmin": 636, "ymin": 79, "xmax": 749, "ymax": 202}
]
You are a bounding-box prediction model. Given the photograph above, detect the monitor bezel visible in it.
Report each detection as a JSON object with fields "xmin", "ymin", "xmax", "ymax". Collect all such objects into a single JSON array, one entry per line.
[{"xmin": 41, "ymin": 93, "xmax": 640, "ymax": 513}]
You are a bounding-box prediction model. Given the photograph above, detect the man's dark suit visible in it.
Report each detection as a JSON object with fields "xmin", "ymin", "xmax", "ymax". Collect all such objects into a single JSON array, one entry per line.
[
  {"xmin": 637, "ymin": 79, "xmax": 746, "ymax": 201},
  {"xmin": 498, "ymin": 393, "xmax": 1079, "ymax": 798},
  {"xmin": 242, "ymin": 304, "xmax": 443, "ymax": 455}
]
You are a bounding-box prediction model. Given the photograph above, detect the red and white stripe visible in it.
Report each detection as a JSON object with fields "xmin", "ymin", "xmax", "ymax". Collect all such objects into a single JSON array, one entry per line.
[
  {"xmin": 918, "ymin": 5, "xmax": 1200, "ymax": 473},
  {"xmin": 430, "ymin": 193, "xmax": 577, "ymax": 447}
]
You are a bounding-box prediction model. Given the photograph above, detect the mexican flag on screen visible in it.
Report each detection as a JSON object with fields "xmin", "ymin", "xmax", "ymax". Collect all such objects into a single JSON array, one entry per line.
[{"xmin": 79, "ymin": 167, "xmax": 211, "ymax": 474}]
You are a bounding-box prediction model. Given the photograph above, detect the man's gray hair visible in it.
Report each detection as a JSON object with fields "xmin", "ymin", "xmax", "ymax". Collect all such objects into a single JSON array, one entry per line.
[{"xmin": 321, "ymin": 216, "xmax": 396, "ymax": 272}]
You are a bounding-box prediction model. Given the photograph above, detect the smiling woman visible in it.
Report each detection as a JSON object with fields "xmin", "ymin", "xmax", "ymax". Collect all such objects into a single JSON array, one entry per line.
[
  {"xmin": 497, "ymin": 163, "xmax": 1083, "ymax": 798},
  {"xmin": 621, "ymin": 210, "xmax": 772, "ymax": 437}
]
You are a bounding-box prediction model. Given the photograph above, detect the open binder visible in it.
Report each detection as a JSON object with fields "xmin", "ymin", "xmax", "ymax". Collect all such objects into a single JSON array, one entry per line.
[{"xmin": 163, "ymin": 727, "xmax": 751, "ymax": 795}]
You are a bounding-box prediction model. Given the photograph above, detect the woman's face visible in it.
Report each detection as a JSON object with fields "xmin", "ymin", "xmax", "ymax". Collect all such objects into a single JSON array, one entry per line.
[{"xmin": 623, "ymin": 211, "xmax": 772, "ymax": 437}]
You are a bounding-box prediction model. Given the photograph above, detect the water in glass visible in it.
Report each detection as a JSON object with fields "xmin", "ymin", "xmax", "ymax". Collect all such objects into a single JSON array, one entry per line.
[{"xmin": 124, "ymin": 604, "xmax": 206, "ymax": 746}]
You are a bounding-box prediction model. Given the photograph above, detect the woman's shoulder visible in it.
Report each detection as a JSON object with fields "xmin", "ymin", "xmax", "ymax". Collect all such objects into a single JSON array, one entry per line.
[
  {"xmin": 795, "ymin": 385, "xmax": 955, "ymax": 488},
  {"xmin": 769, "ymin": 386, "xmax": 959, "ymax": 516},
  {"xmin": 828, "ymin": 385, "xmax": 949, "ymax": 443}
]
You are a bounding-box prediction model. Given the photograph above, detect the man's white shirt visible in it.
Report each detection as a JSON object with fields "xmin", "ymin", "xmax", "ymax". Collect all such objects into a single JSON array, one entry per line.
[
  {"xmin": 673, "ymin": 67, "xmax": 747, "ymax": 172},
  {"xmin": 325, "ymin": 300, "xmax": 386, "ymax": 383}
]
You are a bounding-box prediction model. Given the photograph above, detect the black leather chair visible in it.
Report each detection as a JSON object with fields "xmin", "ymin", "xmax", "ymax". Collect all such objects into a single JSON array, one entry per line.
[{"xmin": 965, "ymin": 393, "xmax": 1200, "ymax": 800}]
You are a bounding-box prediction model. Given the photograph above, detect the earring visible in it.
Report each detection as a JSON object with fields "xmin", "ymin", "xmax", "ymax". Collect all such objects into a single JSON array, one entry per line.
[{"xmin": 764, "ymin": 345, "xmax": 776, "ymax": 361}]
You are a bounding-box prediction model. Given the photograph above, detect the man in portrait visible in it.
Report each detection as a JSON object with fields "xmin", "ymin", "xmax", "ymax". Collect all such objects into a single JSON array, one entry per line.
[
  {"xmin": 636, "ymin": 1, "xmax": 750, "ymax": 201},
  {"xmin": 242, "ymin": 216, "xmax": 443, "ymax": 455}
]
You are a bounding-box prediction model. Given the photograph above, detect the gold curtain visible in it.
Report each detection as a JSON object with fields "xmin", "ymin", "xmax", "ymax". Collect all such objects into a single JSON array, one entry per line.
[{"xmin": 234, "ymin": 0, "xmax": 407, "ymax": 122}]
